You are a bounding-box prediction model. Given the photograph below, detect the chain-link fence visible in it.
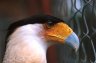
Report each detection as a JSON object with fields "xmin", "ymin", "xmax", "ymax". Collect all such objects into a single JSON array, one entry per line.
[{"xmin": 52, "ymin": 0, "xmax": 96, "ymax": 63}]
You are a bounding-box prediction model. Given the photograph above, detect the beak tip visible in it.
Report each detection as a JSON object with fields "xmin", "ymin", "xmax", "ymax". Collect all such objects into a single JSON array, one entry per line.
[{"xmin": 65, "ymin": 32, "xmax": 80, "ymax": 51}]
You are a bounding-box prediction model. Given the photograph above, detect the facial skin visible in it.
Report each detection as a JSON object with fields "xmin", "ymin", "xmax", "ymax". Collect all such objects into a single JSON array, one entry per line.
[{"xmin": 43, "ymin": 22, "xmax": 72, "ymax": 43}]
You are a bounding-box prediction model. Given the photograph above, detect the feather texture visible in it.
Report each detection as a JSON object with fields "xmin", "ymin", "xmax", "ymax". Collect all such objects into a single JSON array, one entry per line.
[{"xmin": 3, "ymin": 24, "xmax": 48, "ymax": 63}]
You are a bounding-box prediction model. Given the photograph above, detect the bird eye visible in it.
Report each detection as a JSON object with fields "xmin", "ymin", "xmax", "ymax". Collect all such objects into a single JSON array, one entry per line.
[
  {"xmin": 46, "ymin": 21, "xmax": 54, "ymax": 28},
  {"xmin": 47, "ymin": 21, "xmax": 54, "ymax": 26}
]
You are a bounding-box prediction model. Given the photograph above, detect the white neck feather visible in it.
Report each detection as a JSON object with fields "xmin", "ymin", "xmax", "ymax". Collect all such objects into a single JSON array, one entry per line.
[
  {"xmin": 3, "ymin": 24, "xmax": 48, "ymax": 63},
  {"xmin": 9, "ymin": 24, "xmax": 48, "ymax": 50}
]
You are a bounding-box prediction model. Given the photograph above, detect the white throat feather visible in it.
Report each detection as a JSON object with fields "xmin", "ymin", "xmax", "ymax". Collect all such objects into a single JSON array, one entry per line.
[{"xmin": 3, "ymin": 24, "xmax": 48, "ymax": 63}]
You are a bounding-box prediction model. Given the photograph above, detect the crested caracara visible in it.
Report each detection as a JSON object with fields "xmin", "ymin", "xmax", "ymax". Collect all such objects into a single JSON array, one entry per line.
[{"xmin": 3, "ymin": 15, "xmax": 79, "ymax": 63}]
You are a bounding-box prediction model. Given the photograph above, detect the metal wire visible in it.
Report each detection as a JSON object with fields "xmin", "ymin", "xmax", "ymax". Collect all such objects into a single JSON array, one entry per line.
[
  {"xmin": 71, "ymin": 0, "xmax": 96, "ymax": 63},
  {"xmin": 56, "ymin": 0, "xmax": 96, "ymax": 63},
  {"xmin": 52, "ymin": 0, "xmax": 96, "ymax": 63}
]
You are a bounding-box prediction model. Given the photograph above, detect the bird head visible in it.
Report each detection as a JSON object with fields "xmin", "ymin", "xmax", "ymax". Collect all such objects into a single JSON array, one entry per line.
[
  {"xmin": 42, "ymin": 20, "xmax": 79, "ymax": 51},
  {"xmin": 7, "ymin": 15, "xmax": 79, "ymax": 51}
]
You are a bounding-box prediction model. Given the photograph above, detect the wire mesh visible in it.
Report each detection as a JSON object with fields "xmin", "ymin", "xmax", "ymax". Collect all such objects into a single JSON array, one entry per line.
[
  {"xmin": 52, "ymin": 0, "xmax": 96, "ymax": 63},
  {"xmin": 69, "ymin": 0, "xmax": 96, "ymax": 63}
]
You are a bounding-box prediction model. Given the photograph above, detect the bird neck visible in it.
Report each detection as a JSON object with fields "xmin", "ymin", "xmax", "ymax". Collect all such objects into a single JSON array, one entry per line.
[
  {"xmin": 8, "ymin": 24, "xmax": 49, "ymax": 52},
  {"xmin": 4, "ymin": 24, "xmax": 50, "ymax": 63}
]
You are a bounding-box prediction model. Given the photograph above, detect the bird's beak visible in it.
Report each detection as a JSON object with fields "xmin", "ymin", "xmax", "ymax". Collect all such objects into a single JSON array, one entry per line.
[
  {"xmin": 45, "ymin": 22, "xmax": 79, "ymax": 51},
  {"xmin": 65, "ymin": 32, "xmax": 79, "ymax": 51}
]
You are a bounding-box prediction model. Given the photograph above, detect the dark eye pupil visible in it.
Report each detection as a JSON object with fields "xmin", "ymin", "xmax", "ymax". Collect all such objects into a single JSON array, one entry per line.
[
  {"xmin": 47, "ymin": 19, "xmax": 55, "ymax": 26},
  {"xmin": 47, "ymin": 21, "xmax": 53, "ymax": 26}
]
